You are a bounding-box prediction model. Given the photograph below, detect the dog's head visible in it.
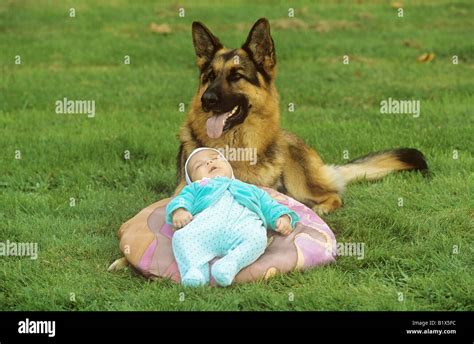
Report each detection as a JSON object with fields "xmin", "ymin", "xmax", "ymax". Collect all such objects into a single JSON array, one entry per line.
[{"xmin": 191, "ymin": 18, "xmax": 277, "ymax": 139}]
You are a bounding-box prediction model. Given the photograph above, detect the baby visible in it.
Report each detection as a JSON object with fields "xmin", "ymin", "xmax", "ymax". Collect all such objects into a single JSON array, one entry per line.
[{"xmin": 166, "ymin": 147, "xmax": 299, "ymax": 287}]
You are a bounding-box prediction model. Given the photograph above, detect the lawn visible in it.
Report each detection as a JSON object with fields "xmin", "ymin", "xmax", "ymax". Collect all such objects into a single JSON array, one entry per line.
[{"xmin": 0, "ymin": 0, "xmax": 472, "ymax": 311}]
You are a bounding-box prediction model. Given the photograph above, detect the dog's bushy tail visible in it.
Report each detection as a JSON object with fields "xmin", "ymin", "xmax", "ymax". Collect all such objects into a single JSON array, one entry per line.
[{"xmin": 330, "ymin": 148, "xmax": 428, "ymax": 187}]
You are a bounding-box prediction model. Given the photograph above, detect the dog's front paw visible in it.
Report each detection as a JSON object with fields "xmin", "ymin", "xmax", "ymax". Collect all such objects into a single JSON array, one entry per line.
[{"xmin": 107, "ymin": 257, "xmax": 129, "ymax": 272}]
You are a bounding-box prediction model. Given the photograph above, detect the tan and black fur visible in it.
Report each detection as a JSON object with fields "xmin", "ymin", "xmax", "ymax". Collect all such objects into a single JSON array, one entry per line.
[{"xmin": 175, "ymin": 18, "xmax": 428, "ymax": 214}]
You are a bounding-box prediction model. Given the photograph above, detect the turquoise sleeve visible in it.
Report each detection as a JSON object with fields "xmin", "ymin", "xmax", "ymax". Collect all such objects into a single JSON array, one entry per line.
[
  {"xmin": 256, "ymin": 187, "xmax": 300, "ymax": 231},
  {"xmin": 165, "ymin": 183, "xmax": 197, "ymax": 224}
]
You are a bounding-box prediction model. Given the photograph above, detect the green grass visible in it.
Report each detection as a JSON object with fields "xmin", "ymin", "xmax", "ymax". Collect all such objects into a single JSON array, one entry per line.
[{"xmin": 0, "ymin": 0, "xmax": 473, "ymax": 311}]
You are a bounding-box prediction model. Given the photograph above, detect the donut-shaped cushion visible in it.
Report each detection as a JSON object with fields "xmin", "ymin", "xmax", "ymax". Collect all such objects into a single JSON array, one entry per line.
[{"xmin": 117, "ymin": 187, "xmax": 337, "ymax": 284}]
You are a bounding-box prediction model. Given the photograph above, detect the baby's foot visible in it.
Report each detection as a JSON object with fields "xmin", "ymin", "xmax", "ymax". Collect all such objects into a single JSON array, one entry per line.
[
  {"xmin": 211, "ymin": 260, "xmax": 238, "ymax": 287},
  {"xmin": 181, "ymin": 268, "xmax": 207, "ymax": 287}
]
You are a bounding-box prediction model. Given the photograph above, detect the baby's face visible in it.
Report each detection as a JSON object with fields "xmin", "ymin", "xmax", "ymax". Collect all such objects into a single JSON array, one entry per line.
[{"xmin": 188, "ymin": 150, "xmax": 233, "ymax": 182}]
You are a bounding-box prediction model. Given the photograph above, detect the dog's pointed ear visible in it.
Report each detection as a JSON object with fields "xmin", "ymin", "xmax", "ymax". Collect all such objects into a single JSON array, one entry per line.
[
  {"xmin": 192, "ymin": 21, "xmax": 223, "ymax": 71},
  {"xmin": 242, "ymin": 18, "xmax": 276, "ymax": 75}
]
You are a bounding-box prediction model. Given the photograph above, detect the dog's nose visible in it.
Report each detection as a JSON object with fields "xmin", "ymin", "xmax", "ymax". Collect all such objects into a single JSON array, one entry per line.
[{"xmin": 201, "ymin": 91, "xmax": 219, "ymax": 111}]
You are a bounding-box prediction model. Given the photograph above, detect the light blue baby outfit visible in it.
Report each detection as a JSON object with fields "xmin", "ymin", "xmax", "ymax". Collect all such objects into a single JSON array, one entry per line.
[{"xmin": 166, "ymin": 176, "xmax": 299, "ymax": 287}]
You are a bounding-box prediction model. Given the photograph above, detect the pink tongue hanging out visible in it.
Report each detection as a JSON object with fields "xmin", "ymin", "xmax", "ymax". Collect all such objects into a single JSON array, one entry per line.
[{"xmin": 206, "ymin": 111, "xmax": 230, "ymax": 139}]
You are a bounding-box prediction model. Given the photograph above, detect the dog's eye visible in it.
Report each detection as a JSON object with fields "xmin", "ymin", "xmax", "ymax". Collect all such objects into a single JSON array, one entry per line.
[
  {"xmin": 229, "ymin": 73, "xmax": 243, "ymax": 82},
  {"xmin": 206, "ymin": 72, "xmax": 216, "ymax": 83}
]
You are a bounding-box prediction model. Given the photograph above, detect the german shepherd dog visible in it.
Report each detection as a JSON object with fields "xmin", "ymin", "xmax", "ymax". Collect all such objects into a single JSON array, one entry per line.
[{"xmin": 176, "ymin": 18, "xmax": 428, "ymax": 214}]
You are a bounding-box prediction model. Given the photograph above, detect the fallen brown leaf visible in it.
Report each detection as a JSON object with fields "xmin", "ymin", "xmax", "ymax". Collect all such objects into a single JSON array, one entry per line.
[
  {"xmin": 356, "ymin": 12, "xmax": 374, "ymax": 21},
  {"xmin": 272, "ymin": 18, "xmax": 308, "ymax": 30},
  {"xmin": 417, "ymin": 53, "xmax": 435, "ymax": 63},
  {"xmin": 311, "ymin": 20, "xmax": 357, "ymax": 33},
  {"xmin": 403, "ymin": 39, "xmax": 421, "ymax": 48},
  {"xmin": 391, "ymin": 2, "xmax": 403, "ymax": 9},
  {"xmin": 149, "ymin": 22, "xmax": 171, "ymax": 34}
]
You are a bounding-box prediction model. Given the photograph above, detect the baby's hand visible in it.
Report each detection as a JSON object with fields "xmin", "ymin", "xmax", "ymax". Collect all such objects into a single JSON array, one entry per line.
[
  {"xmin": 276, "ymin": 215, "xmax": 292, "ymax": 236},
  {"xmin": 172, "ymin": 208, "xmax": 193, "ymax": 229}
]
